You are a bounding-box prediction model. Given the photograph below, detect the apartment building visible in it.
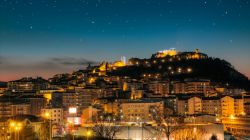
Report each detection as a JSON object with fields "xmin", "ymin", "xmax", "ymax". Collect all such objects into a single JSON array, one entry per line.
[
  {"xmin": 121, "ymin": 99, "xmax": 164, "ymax": 122},
  {"xmin": 41, "ymin": 108, "xmax": 63, "ymax": 124},
  {"xmin": 173, "ymin": 79, "xmax": 212, "ymax": 95},
  {"xmin": 148, "ymin": 81, "xmax": 170, "ymax": 97}
]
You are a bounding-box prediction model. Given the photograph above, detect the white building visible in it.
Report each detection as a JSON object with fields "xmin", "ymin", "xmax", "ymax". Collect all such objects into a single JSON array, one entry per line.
[{"xmin": 41, "ymin": 108, "xmax": 63, "ymax": 125}]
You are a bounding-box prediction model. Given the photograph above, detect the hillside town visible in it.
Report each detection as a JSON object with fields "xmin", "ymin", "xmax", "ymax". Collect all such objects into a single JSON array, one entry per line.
[{"xmin": 0, "ymin": 49, "xmax": 250, "ymax": 140}]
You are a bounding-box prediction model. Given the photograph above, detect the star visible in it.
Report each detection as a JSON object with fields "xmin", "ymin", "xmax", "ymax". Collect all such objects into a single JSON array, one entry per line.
[{"xmin": 225, "ymin": 10, "xmax": 228, "ymax": 15}]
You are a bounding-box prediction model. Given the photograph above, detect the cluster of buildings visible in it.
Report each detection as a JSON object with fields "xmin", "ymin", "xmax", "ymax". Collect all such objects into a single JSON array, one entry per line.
[
  {"xmin": 128, "ymin": 48, "xmax": 208, "ymax": 66},
  {"xmin": 0, "ymin": 49, "xmax": 248, "ymax": 139}
]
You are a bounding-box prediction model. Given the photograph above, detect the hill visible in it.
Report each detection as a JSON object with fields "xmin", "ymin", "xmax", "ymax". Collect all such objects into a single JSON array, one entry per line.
[{"xmin": 109, "ymin": 56, "xmax": 250, "ymax": 90}]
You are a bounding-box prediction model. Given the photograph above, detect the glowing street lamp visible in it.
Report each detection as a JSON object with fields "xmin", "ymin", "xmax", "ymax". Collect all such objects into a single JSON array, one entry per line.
[
  {"xmin": 42, "ymin": 112, "xmax": 52, "ymax": 140},
  {"xmin": 10, "ymin": 122, "xmax": 16, "ymax": 127},
  {"xmin": 9, "ymin": 121, "xmax": 22, "ymax": 140},
  {"xmin": 178, "ymin": 68, "xmax": 182, "ymax": 73},
  {"xmin": 187, "ymin": 68, "xmax": 192, "ymax": 73},
  {"xmin": 15, "ymin": 126, "xmax": 22, "ymax": 140},
  {"xmin": 87, "ymin": 131, "xmax": 92, "ymax": 140}
]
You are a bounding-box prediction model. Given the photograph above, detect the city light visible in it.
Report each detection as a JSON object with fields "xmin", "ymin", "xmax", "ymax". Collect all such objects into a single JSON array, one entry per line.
[
  {"xmin": 69, "ymin": 107, "xmax": 77, "ymax": 114},
  {"xmin": 187, "ymin": 68, "xmax": 192, "ymax": 73},
  {"xmin": 241, "ymin": 112, "xmax": 246, "ymax": 116},
  {"xmin": 44, "ymin": 112, "xmax": 50, "ymax": 118},
  {"xmin": 230, "ymin": 115, "xmax": 235, "ymax": 120},
  {"xmin": 1, "ymin": 0, "xmax": 249, "ymax": 139},
  {"xmin": 10, "ymin": 122, "xmax": 15, "ymax": 127},
  {"xmin": 216, "ymin": 118, "xmax": 220, "ymax": 122},
  {"xmin": 87, "ymin": 131, "xmax": 91, "ymax": 136},
  {"xmin": 178, "ymin": 68, "xmax": 182, "ymax": 73}
]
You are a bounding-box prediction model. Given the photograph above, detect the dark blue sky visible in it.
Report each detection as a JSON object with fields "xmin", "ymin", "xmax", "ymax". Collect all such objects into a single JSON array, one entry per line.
[{"xmin": 0, "ymin": 0, "xmax": 250, "ymax": 81}]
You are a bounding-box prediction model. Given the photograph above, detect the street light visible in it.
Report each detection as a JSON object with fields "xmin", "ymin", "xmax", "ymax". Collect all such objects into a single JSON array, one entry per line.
[
  {"xmin": 43, "ymin": 112, "xmax": 52, "ymax": 140},
  {"xmin": 9, "ymin": 121, "xmax": 22, "ymax": 140},
  {"xmin": 87, "ymin": 131, "xmax": 92, "ymax": 140},
  {"xmin": 15, "ymin": 125, "xmax": 22, "ymax": 140}
]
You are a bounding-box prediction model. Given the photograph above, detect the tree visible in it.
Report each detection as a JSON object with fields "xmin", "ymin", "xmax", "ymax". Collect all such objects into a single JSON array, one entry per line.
[
  {"xmin": 92, "ymin": 113, "xmax": 121, "ymax": 139},
  {"xmin": 149, "ymin": 106, "xmax": 181, "ymax": 140},
  {"xmin": 172, "ymin": 126, "xmax": 207, "ymax": 140},
  {"xmin": 0, "ymin": 125, "xmax": 8, "ymax": 140},
  {"xmin": 19, "ymin": 124, "xmax": 39, "ymax": 140},
  {"xmin": 210, "ymin": 134, "xmax": 218, "ymax": 140}
]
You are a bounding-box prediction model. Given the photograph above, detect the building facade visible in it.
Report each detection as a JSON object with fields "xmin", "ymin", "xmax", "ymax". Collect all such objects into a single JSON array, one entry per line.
[{"xmin": 121, "ymin": 100, "xmax": 164, "ymax": 122}]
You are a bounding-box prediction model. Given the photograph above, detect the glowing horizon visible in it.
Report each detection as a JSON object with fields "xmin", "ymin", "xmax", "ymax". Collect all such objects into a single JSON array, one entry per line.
[{"xmin": 1, "ymin": 0, "xmax": 250, "ymax": 81}]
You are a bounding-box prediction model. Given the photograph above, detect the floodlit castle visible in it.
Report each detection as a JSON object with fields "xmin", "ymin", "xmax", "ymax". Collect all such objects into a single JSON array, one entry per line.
[
  {"xmin": 155, "ymin": 48, "xmax": 208, "ymax": 59},
  {"xmin": 155, "ymin": 48, "xmax": 178, "ymax": 58},
  {"xmin": 128, "ymin": 48, "xmax": 208, "ymax": 66}
]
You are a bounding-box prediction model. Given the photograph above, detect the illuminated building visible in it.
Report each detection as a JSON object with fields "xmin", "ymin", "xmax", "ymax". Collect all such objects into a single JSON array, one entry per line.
[
  {"xmin": 178, "ymin": 49, "xmax": 208, "ymax": 60},
  {"xmin": 128, "ymin": 49, "xmax": 208, "ymax": 67},
  {"xmin": 148, "ymin": 81, "xmax": 170, "ymax": 97},
  {"xmin": 8, "ymin": 77, "xmax": 49, "ymax": 92},
  {"xmin": 41, "ymin": 108, "xmax": 63, "ymax": 124},
  {"xmin": 221, "ymin": 96, "xmax": 234, "ymax": 117},
  {"xmin": 97, "ymin": 58, "xmax": 126, "ymax": 76},
  {"xmin": 177, "ymin": 97, "xmax": 188, "ymax": 115},
  {"xmin": 188, "ymin": 97, "xmax": 202, "ymax": 114},
  {"xmin": 172, "ymin": 81, "xmax": 186, "ymax": 94},
  {"xmin": 81, "ymin": 106, "xmax": 98, "ymax": 125},
  {"xmin": 202, "ymin": 97, "xmax": 221, "ymax": 115},
  {"xmin": 121, "ymin": 56, "xmax": 126, "ymax": 64},
  {"xmin": 244, "ymin": 103, "xmax": 250, "ymax": 116},
  {"xmin": 121, "ymin": 99, "xmax": 164, "ymax": 122},
  {"xmin": 110, "ymin": 60, "xmax": 126, "ymax": 68},
  {"xmin": 173, "ymin": 79, "xmax": 212, "ymax": 95},
  {"xmin": 177, "ymin": 96, "xmax": 202, "ymax": 115},
  {"xmin": 19, "ymin": 95, "xmax": 46, "ymax": 116},
  {"xmin": 122, "ymin": 81, "xmax": 143, "ymax": 92},
  {"xmin": 0, "ymin": 96, "xmax": 30, "ymax": 118},
  {"xmin": 10, "ymin": 104, "xmax": 31, "ymax": 116},
  {"xmin": 63, "ymin": 88, "xmax": 93, "ymax": 118},
  {"xmin": 155, "ymin": 48, "xmax": 177, "ymax": 58},
  {"xmin": 233, "ymin": 96, "xmax": 244, "ymax": 116},
  {"xmin": 98, "ymin": 62, "xmax": 109, "ymax": 75},
  {"xmin": 102, "ymin": 101, "xmax": 119, "ymax": 114},
  {"xmin": 130, "ymin": 89, "xmax": 144, "ymax": 99},
  {"xmin": 202, "ymin": 96, "xmax": 245, "ymax": 116}
]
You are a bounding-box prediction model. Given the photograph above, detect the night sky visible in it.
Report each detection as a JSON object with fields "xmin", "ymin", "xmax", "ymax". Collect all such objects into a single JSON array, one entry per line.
[{"xmin": 0, "ymin": 0, "xmax": 250, "ymax": 81}]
